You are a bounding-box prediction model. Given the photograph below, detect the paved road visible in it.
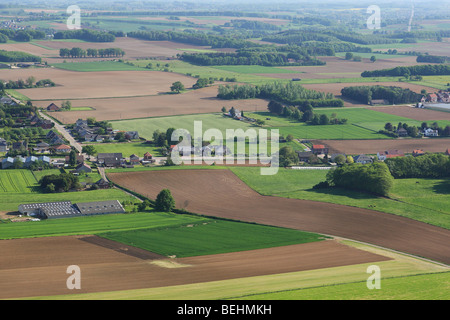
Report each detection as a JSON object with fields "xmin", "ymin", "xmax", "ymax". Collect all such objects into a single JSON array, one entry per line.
[{"xmin": 38, "ymin": 111, "xmax": 82, "ymax": 153}]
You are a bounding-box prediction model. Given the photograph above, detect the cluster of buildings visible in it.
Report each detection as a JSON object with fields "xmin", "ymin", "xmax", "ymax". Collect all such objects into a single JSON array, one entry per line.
[
  {"xmin": 71, "ymin": 118, "xmax": 139, "ymax": 143},
  {"xmin": 296, "ymin": 144, "xmax": 450, "ymax": 165},
  {"xmin": 1, "ymin": 155, "xmax": 50, "ymax": 169},
  {"xmin": 97, "ymin": 152, "xmax": 155, "ymax": 168},
  {"xmin": 421, "ymin": 91, "xmax": 450, "ymax": 103}
]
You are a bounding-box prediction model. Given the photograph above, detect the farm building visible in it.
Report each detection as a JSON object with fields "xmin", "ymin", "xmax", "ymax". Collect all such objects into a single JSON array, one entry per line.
[
  {"xmin": 353, "ymin": 154, "xmax": 373, "ymax": 164},
  {"xmin": 52, "ymin": 144, "xmax": 72, "ymax": 153},
  {"xmin": 46, "ymin": 103, "xmax": 61, "ymax": 111},
  {"xmin": 311, "ymin": 144, "xmax": 328, "ymax": 155},
  {"xmin": 74, "ymin": 162, "xmax": 92, "ymax": 173},
  {"xmin": 18, "ymin": 200, "xmax": 125, "ymax": 219},
  {"xmin": 412, "ymin": 149, "xmax": 425, "ymax": 157},
  {"xmin": 129, "ymin": 154, "xmax": 140, "ymax": 164},
  {"xmin": 0, "ymin": 138, "xmax": 7, "ymax": 152},
  {"xmin": 97, "ymin": 153, "xmax": 124, "ymax": 167},
  {"xmin": 377, "ymin": 150, "xmax": 404, "ymax": 160},
  {"xmin": 296, "ymin": 151, "xmax": 313, "ymax": 162}
]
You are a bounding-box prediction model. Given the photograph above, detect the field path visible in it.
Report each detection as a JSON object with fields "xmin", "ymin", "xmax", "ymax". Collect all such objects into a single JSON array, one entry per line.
[{"xmin": 108, "ymin": 169, "xmax": 450, "ymax": 266}]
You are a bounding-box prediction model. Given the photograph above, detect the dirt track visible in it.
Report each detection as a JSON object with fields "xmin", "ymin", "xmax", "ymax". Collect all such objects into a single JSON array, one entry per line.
[
  {"xmin": 0, "ymin": 236, "xmax": 387, "ymax": 299},
  {"xmin": 108, "ymin": 169, "xmax": 450, "ymax": 265}
]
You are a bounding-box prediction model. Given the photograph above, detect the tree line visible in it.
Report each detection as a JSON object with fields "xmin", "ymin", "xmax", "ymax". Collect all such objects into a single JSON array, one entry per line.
[
  {"xmin": 0, "ymin": 50, "xmax": 41, "ymax": 63},
  {"xmin": 53, "ymin": 29, "xmax": 115, "ymax": 42},
  {"xmin": 340, "ymin": 85, "xmax": 422, "ymax": 104},
  {"xmin": 385, "ymin": 153, "xmax": 450, "ymax": 179},
  {"xmin": 180, "ymin": 50, "xmax": 325, "ymax": 67},
  {"xmin": 268, "ymin": 100, "xmax": 347, "ymax": 125},
  {"xmin": 0, "ymin": 77, "xmax": 55, "ymax": 90},
  {"xmin": 416, "ymin": 54, "xmax": 449, "ymax": 64},
  {"xmin": 59, "ymin": 47, "xmax": 125, "ymax": 58},
  {"xmin": 127, "ymin": 30, "xmax": 252, "ymax": 49},
  {"xmin": 0, "ymin": 29, "xmax": 46, "ymax": 43},
  {"xmin": 217, "ymin": 82, "xmax": 343, "ymax": 108},
  {"xmin": 361, "ymin": 64, "xmax": 450, "ymax": 77}
]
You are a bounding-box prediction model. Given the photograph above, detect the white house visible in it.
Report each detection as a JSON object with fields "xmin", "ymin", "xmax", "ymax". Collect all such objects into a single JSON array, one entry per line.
[{"xmin": 422, "ymin": 128, "xmax": 439, "ymax": 137}]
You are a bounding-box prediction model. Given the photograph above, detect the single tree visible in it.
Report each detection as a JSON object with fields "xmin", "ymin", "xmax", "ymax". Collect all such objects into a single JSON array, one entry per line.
[
  {"xmin": 155, "ymin": 189, "xmax": 175, "ymax": 212},
  {"xmin": 370, "ymin": 55, "xmax": 377, "ymax": 63},
  {"xmin": 170, "ymin": 81, "xmax": 185, "ymax": 93}
]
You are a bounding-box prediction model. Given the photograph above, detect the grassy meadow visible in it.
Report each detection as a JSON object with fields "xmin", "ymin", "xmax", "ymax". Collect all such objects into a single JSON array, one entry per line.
[{"xmin": 100, "ymin": 219, "xmax": 326, "ymax": 258}]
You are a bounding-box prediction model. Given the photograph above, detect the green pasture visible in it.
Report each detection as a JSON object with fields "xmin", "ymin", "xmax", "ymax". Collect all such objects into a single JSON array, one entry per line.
[
  {"xmin": 100, "ymin": 219, "xmax": 326, "ymax": 258},
  {"xmin": 111, "ymin": 113, "xmax": 256, "ymax": 140},
  {"xmin": 88, "ymin": 142, "xmax": 163, "ymax": 157},
  {"xmin": 275, "ymin": 123, "xmax": 389, "ymax": 140},
  {"xmin": 210, "ymin": 65, "xmax": 301, "ymax": 74},
  {"xmin": 51, "ymin": 61, "xmax": 144, "ymax": 72},
  {"xmin": 0, "ymin": 211, "xmax": 207, "ymax": 240}
]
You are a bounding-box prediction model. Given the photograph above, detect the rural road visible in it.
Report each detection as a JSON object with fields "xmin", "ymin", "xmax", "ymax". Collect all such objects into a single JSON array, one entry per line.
[{"xmin": 38, "ymin": 110, "xmax": 82, "ymax": 153}]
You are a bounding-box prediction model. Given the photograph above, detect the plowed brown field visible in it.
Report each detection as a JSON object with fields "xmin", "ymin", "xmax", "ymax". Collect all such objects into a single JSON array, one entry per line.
[
  {"xmin": 43, "ymin": 86, "xmax": 268, "ymax": 124},
  {"xmin": 0, "ymin": 236, "xmax": 388, "ymax": 299},
  {"xmin": 368, "ymin": 105, "xmax": 450, "ymax": 121},
  {"xmin": 108, "ymin": 169, "xmax": 450, "ymax": 265},
  {"xmin": 314, "ymin": 138, "xmax": 449, "ymax": 154}
]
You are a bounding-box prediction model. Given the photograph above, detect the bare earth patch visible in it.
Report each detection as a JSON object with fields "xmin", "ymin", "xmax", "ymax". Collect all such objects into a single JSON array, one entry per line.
[
  {"xmin": 0, "ymin": 236, "xmax": 388, "ymax": 299},
  {"xmin": 368, "ymin": 105, "xmax": 450, "ymax": 121}
]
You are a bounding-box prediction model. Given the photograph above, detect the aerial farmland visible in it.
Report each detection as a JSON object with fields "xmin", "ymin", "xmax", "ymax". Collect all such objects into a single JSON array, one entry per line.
[{"xmin": 0, "ymin": 0, "xmax": 449, "ymax": 307}]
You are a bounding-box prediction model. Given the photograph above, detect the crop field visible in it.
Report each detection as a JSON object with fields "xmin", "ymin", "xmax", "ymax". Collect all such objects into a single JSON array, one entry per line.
[
  {"xmin": 111, "ymin": 113, "xmax": 256, "ymax": 139},
  {"xmin": 0, "ymin": 211, "xmax": 208, "ymax": 240},
  {"xmin": 9, "ymin": 69, "xmax": 198, "ymax": 101},
  {"xmin": 89, "ymin": 142, "xmax": 163, "ymax": 157},
  {"xmin": 107, "ymin": 169, "xmax": 450, "ymax": 265},
  {"xmin": 45, "ymin": 86, "xmax": 269, "ymax": 124},
  {"xmin": 0, "ymin": 237, "xmax": 392, "ymax": 299},
  {"xmin": 0, "ymin": 170, "xmax": 38, "ymax": 193},
  {"xmin": 276, "ymin": 123, "xmax": 389, "ymax": 140},
  {"xmin": 100, "ymin": 220, "xmax": 326, "ymax": 258},
  {"xmin": 368, "ymin": 105, "xmax": 450, "ymax": 121},
  {"xmin": 52, "ymin": 61, "xmax": 144, "ymax": 72}
]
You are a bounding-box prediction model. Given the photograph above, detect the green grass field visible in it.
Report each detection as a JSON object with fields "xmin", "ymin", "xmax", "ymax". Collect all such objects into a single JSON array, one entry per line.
[
  {"xmin": 275, "ymin": 123, "xmax": 389, "ymax": 140},
  {"xmin": 111, "ymin": 113, "xmax": 256, "ymax": 140},
  {"xmin": 238, "ymin": 271, "xmax": 450, "ymax": 300},
  {"xmin": 100, "ymin": 219, "xmax": 326, "ymax": 258},
  {"xmin": 52, "ymin": 61, "xmax": 144, "ymax": 72},
  {"xmin": 0, "ymin": 211, "xmax": 207, "ymax": 239},
  {"xmin": 0, "ymin": 169, "xmax": 137, "ymax": 213},
  {"xmin": 211, "ymin": 65, "xmax": 301, "ymax": 74},
  {"xmin": 88, "ymin": 142, "xmax": 163, "ymax": 157},
  {"xmin": 0, "ymin": 170, "xmax": 38, "ymax": 193}
]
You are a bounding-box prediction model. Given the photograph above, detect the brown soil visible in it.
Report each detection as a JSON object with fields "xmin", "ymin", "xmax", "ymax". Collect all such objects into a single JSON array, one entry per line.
[
  {"xmin": 43, "ymin": 86, "xmax": 268, "ymax": 124},
  {"xmin": 314, "ymin": 138, "xmax": 449, "ymax": 155},
  {"xmin": 0, "ymin": 68, "xmax": 197, "ymax": 100},
  {"xmin": 108, "ymin": 169, "xmax": 450, "ymax": 266},
  {"xmin": 368, "ymin": 105, "xmax": 450, "ymax": 121},
  {"xmin": 0, "ymin": 236, "xmax": 388, "ymax": 299}
]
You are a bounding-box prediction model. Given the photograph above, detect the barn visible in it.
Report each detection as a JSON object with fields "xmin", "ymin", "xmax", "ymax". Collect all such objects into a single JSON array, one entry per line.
[{"xmin": 18, "ymin": 200, "xmax": 125, "ymax": 219}]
